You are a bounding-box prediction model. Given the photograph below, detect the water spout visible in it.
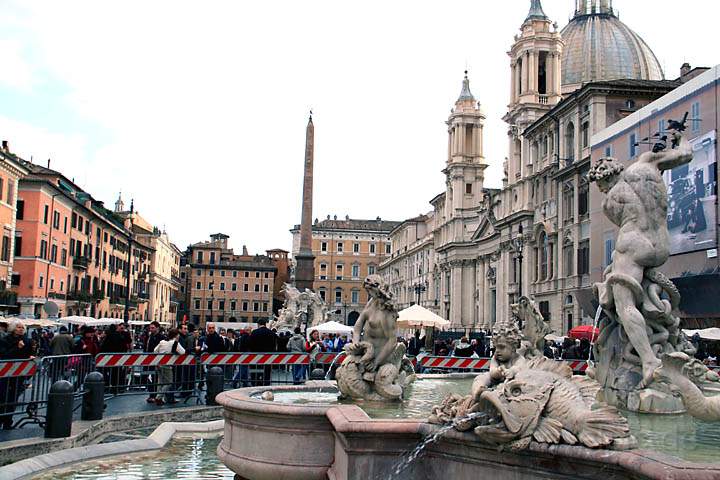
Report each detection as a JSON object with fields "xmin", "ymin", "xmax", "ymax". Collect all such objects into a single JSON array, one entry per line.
[
  {"xmin": 325, "ymin": 354, "xmax": 343, "ymax": 380},
  {"xmin": 385, "ymin": 412, "xmax": 487, "ymax": 479}
]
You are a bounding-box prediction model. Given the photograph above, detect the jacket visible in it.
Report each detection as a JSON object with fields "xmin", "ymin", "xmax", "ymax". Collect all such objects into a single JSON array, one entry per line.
[
  {"xmin": 0, "ymin": 334, "xmax": 33, "ymax": 360},
  {"xmin": 287, "ymin": 334, "xmax": 306, "ymax": 353},
  {"xmin": 248, "ymin": 327, "xmax": 277, "ymax": 353},
  {"xmin": 50, "ymin": 334, "xmax": 75, "ymax": 356},
  {"xmin": 154, "ymin": 339, "xmax": 186, "ymax": 355}
]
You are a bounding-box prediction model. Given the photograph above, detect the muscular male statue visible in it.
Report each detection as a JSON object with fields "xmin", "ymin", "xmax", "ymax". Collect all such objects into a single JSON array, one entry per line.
[{"xmin": 590, "ymin": 127, "xmax": 692, "ymax": 389}]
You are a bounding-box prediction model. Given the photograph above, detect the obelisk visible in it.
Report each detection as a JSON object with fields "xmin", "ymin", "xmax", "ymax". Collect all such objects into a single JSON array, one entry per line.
[{"xmin": 294, "ymin": 112, "xmax": 315, "ymax": 292}]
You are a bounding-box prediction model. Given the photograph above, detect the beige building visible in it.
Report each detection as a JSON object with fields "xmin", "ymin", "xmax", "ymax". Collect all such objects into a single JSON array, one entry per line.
[
  {"xmin": 380, "ymin": 214, "xmax": 438, "ymax": 313},
  {"xmin": 386, "ymin": 0, "xmax": 683, "ymax": 334},
  {"xmin": 291, "ymin": 216, "xmax": 398, "ymax": 325},
  {"xmin": 184, "ymin": 234, "xmax": 276, "ymax": 327}
]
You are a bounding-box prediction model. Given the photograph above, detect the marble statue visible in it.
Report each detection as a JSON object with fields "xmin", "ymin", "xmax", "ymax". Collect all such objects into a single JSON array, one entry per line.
[
  {"xmin": 430, "ymin": 315, "xmax": 634, "ymax": 450},
  {"xmin": 588, "ymin": 123, "xmax": 713, "ymax": 413},
  {"xmin": 512, "ymin": 296, "xmax": 553, "ymax": 358},
  {"xmin": 335, "ymin": 275, "xmax": 415, "ymax": 401},
  {"xmin": 270, "ymin": 284, "xmax": 328, "ymax": 331},
  {"xmin": 655, "ymin": 352, "xmax": 720, "ymax": 421}
]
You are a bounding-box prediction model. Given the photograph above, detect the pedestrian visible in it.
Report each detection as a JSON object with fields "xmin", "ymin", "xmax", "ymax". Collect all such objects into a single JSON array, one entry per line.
[
  {"xmin": 0, "ymin": 321, "xmax": 34, "ymax": 429},
  {"xmin": 287, "ymin": 327, "xmax": 307, "ymax": 384},
  {"xmin": 248, "ymin": 319, "xmax": 278, "ymax": 386},
  {"xmin": 232, "ymin": 329, "xmax": 252, "ymax": 388},
  {"xmin": 100, "ymin": 324, "xmax": 128, "ymax": 393},
  {"xmin": 144, "ymin": 321, "xmax": 165, "ymax": 403},
  {"xmin": 50, "ymin": 326, "xmax": 74, "ymax": 356},
  {"xmin": 153, "ymin": 328, "xmax": 185, "ymax": 406},
  {"xmin": 453, "ymin": 337, "xmax": 474, "ymax": 357},
  {"xmin": 177, "ymin": 323, "xmax": 197, "ymax": 397},
  {"xmin": 306, "ymin": 329, "xmax": 325, "ymax": 372},
  {"xmin": 204, "ymin": 323, "xmax": 225, "ymax": 353}
]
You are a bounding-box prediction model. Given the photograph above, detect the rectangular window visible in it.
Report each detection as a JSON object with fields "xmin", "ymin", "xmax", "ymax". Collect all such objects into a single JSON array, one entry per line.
[
  {"xmin": 232, "ymin": 283, "xmax": 237, "ymax": 291},
  {"xmin": 6, "ymin": 182, "xmax": 13, "ymax": 206},
  {"xmin": 254, "ymin": 284, "xmax": 260, "ymax": 292},
  {"xmin": 40, "ymin": 239, "xmax": 48, "ymax": 259},
  {"xmin": 1, "ymin": 235, "xmax": 9, "ymax": 262},
  {"xmin": 321, "ymin": 242, "xmax": 327, "ymax": 252},
  {"xmin": 232, "ymin": 271, "xmax": 238, "ymax": 278},
  {"xmin": 604, "ymin": 145, "xmax": 613, "ymax": 158},
  {"xmin": 39, "ymin": 275, "xmax": 44, "ymax": 288},
  {"xmin": 51, "ymin": 244, "xmax": 58, "ymax": 263},
  {"xmin": 230, "ymin": 301, "xmax": 236, "ymax": 311},
  {"xmin": 368, "ymin": 265, "xmax": 376, "ymax": 275},
  {"xmin": 353, "ymin": 243, "xmax": 360, "ymax": 253},
  {"xmin": 658, "ymin": 119, "xmax": 666, "ymax": 135},
  {"xmin": 577, "ymin": 241, "xmax": 590, "ymax": 275},
  {"xmin": 263, "ymin": 284, "xmax": 269, "ymax": 292},
  {"xmin": 335, "ymin": 289, "xmax": 342, "ymax": 304},
  {"xmin": 11, "ymin": 273, "xmax": 20, "ymax": 286},
  {"xmin": 629, "ymin": 133, "xmax": 637, "ymax": 158},
  {"xmin": 71, "ymin": 212, "xmax": 77, "ymax": 228},
  {"xmin": 13, "ymin": 236, "xmax": 22, "ymax": 257},
  {"xmin": 219, "ymin": 282, "xmax": 225, "ymax": 291},
  {"xmin": 244, "ymin": 271, "xmax": 249, "ymax": 278},
  {"xmin": 369, "ymin": 243, "xmax": 376, "ymax": 254},
  {"xmin": 691, "ymin": 102, "xmax": 700, "ymax": 133},
  {"xmin": 63, "ymin": 217, "xmax": 67, "ymax": 234},
  {"xmin": 16, "ymin": 200, "xmax": 24, "ymax": 220},
  {"xmin": 262, "ymin": 303, "xmax": 268, "ymax": 312},
  {"xmin": 61, "ymin": 248, "xmax": 67, "ymax": 266},
  {"xmin": 264, "ymin": 272, "xmax": 269, "ymax": 279},
  {"xmin": 242, "ymin": 301, "xmax": 248, "ymax": 311},
  {"xmin": 351, "ymin": 264, "xmax": 359, "ymax": 278},
  {"xmin": 209, "ymin": 252, "xmax": 216, "ymax": 264},
  {"xmin": 351, "ymin": 290, "xmax": 359, "ymax": 304},
  {"xmin": 207, "ymin": 299, "xmax": 213, "ymax": 310},
  {"xmin": 581, "ymin": 122, "xmax": 589, "ymax": 148},
  {"xmin": 465, "ymin": 183, "xmax": 472, "ymax": 194},
  {"xmin": 385, "ymin": 243, "xmax": 391, "ymax": 254},
  {"xmin": 197, "ymin": 251, "xmax": 204, "ymax": 263},
  {"xmin": 336, "ymin": 264, "xmax": 343, "ymax": 280},
  {"xmin": 253, "ymin": 302, "xmax": 259, "ymax": 312},
  {"xmin": 195, "ymin": 299, "xmax": 201, "ymax": 310},
  {"xmin": 220, "ymin": 270, "xmax": 225, "ymax": 277},
  {"xmin": 255, "ymin": 271, "xmax": 260, "ymax": 278},
  {"xmin": 43, "ymin": 205, "xmax": 49, "ymax": 224},
  {"xmin": 244, "ymin": 284, "xmax": 249, "ymax": 292},
  {"xmin": 603, "ymin": 233, "xmax": 615, "ymax": 268},
  {"xmin": 337, "ymin": 242, "xmax": 343, "ymax": 253},
  {"xmin": 219, "ymin": 300, "xmax": 225, "ymax": 310},
  {"xmin": 196, "ymin": 281, "xmax": 202, "ymax": 289},
  {"xmin": 53, "ymin": 211, "xmax": 60, "ymax": 229},
  {"xmin": 208, "ymin": 281, "xmax": 214, "ymax": 290}
]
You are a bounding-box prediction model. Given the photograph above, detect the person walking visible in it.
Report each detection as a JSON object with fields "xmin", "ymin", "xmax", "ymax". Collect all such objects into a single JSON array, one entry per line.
[
  {"xmin": 248, "ymin": 319, "xmax": 277, "ymax": 386},
  {"xmin": 231, "ymin": 329, "xmax": 252, "ymax": 388},
  {"xmin": 287, "ymin": 327, "xmax": 307, "ymax": 384},
  {"xmin": 50, "ymin": 326, "xmax": 74, "ymax": 356},
  {"xmin": 144, "ymin": 321, "xmax": 165, "ymax": 403},
  {"xmin": 153, "ymin": 328, "xmax": 185, "ymax": 406},
  {"xmin": 177, "ymin": 323, "xmax": 197, "ymax": 398}
]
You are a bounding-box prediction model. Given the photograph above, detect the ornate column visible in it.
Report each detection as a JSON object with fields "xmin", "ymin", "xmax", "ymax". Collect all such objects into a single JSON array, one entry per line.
[{"xmin": 510, "ymin": 63, "xmax": 517, "ymax": 104}]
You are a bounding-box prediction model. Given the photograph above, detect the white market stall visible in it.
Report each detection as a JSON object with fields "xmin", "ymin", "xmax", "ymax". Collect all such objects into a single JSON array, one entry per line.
[
  {"xmin": 683, "ymin": 328, "xmax": 720, "ymax": 341},
  {"xmin": 307, "ymin": 321, "xmax": 354, "ymax": 339},
  {"xmin": 59, "ymin": 316, "xmax": 124, "ymax": 327},
  {"xmin": 396, "ymin": 305, "xmax": 450, "ymax": 331}
]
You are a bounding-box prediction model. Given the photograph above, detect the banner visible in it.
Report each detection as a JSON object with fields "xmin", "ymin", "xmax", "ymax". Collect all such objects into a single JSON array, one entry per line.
[{"xmin": 665, "ymin": 130, "xmax": 717, "ymax": 255}]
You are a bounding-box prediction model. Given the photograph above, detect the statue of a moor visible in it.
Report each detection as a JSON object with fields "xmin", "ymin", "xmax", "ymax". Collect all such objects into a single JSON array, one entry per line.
[{"xmin": 589, "ymin": 116, "xmax": 716, "ymax": 413}]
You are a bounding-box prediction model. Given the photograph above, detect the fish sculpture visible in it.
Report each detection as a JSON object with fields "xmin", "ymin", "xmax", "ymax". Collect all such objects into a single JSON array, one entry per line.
[{"xmin": 432, "ymin": 357, "xmax": 635, "ymax": 450}]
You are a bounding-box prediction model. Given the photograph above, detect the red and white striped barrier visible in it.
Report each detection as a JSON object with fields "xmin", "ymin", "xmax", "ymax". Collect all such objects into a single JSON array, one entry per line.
[
  {"xmin": 565, "ymin": 360, "xmax": 589, "ymax": 373},
  {"xmin": 418, "ymin": 356, "xmax": 589, "ymax": 373},
  {"xmin": 0, "ymin": 360, "xmax": 37, "ymax": 378},
  {"xmin": 201, "ymin": 353, "xmax": 309, "ymax": 366},
  {"xmin": 315, "ymin": 353, "xmax": 346, "ymax": 364},
  {"xmin": 95, "ymin": 353, "xmax": 197, "ymax": 367},
  {"xmin": 419, "ymin": 356, "xmax": 491, "ymax": 370}
]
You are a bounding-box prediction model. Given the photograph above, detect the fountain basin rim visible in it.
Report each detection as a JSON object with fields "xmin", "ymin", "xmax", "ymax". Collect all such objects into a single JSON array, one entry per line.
[{"xmin": 216, "ymin": 380, "xmax": 339, "ymax": 416}]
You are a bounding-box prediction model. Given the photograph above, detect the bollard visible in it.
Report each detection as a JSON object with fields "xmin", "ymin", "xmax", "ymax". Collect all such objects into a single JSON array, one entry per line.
[
  {"xmin": 206, "ymin": 366, "xmax": 224, "ymax": 406},
  {"xmin": 82, "ymin": 371, "xmax": 105, "ymax": 421},
  {"xmin": 45, "ymin": 380, "xmax": 74, "ymax": 438},
  {"xmin": 309, "ymin": 368, "xmax": 326, "ymax": 381}
]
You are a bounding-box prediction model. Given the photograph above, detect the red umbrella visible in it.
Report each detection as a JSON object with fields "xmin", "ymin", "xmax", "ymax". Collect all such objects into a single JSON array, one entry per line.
[{"xmin": 568, "ymin": 325, "xmax": 600, "ymax": 341}]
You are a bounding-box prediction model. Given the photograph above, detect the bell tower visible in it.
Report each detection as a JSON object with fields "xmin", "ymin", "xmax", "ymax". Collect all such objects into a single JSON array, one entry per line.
[
  {"xmin": 504, "ymin": 0, "xmax": 563, "ymax": 184},
  {"xmin": 443, "ymin": 71, "xmax": 487, "ymax": 224}
]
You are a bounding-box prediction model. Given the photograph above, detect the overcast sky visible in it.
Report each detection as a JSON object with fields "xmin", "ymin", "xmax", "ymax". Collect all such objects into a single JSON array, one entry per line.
[{"xmin": 0, "ymin": 0, "xmax": 717, "ymax": 254}]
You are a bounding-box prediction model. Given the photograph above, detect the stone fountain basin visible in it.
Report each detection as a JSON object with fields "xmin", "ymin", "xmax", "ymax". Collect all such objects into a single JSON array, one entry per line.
[{"xmin": 216, "ymin": 380, "xmax": 720, "ymax": 480}]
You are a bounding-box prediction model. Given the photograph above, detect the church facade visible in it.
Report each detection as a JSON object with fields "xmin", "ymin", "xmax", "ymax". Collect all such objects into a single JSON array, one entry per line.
[{"xmin": 380, "ymin": 0, "xmax": 684, "ymax": 334}]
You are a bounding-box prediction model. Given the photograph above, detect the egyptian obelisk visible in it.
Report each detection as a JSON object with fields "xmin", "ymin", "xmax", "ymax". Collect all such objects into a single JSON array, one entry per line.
[{"xmin": 294, "ymin": 112, "xmax": 315, "ymax": 292}]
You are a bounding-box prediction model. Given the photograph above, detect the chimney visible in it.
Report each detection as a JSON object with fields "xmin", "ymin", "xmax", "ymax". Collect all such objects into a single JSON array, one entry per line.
[
  {"xmin": 47, "ymin": 158, "xmax": 51, "ymax": 169},
  {"xmin": 242, "ymin": 245, "xmax": 249, "ymax": 256},
  {"xmin": 1, "ymin": 140, "xmax": 8, "ymax": 152},
  {"xmin": 680, "ymin": 62, "xmax": 691, "ymax": 78}
]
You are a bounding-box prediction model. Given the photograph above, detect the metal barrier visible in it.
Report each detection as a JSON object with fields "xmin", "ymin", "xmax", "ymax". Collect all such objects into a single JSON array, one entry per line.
[
  {"xmin": 93, "ymin": 353, "xmax": 200, "ymax": 404},
  {"xmin": 418, "ymin": 356, "xmax": 588, "ymax": 373},
  {"xmin": 200, "ymin": 353, "xmax": 309, "ymax": 387},
  {"xmin": 0, "ymin": 354, "xmax": 93, "ymax": 429}
]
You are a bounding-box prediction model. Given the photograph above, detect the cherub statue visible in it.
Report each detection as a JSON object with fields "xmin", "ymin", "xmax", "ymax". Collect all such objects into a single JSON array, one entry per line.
[
  {"xmin": 335, "ymin": 275, "xmax": 415, "ymax": 401},
  {"xmin": 470, "ymin": 319, "xmax": 526, "ymax": 402}
]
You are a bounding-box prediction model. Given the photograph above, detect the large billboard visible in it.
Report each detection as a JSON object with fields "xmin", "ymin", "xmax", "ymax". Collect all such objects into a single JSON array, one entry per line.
[{"xmin": 664, "ymin": 130, "xmax": 717, "ymax": 255}]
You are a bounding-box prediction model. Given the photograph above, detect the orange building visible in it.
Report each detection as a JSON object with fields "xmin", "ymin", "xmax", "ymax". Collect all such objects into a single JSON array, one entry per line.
[
  {"xmin": 13, "ymin": 162, "xmax": 152, "ymax": 319},
  {"xmin": 290, "ymin": 216, "xmax": 399, "ymax": 325},
  {"xmin": 0, "ymin": 142, "xmax": 29, "ymax": 313}
]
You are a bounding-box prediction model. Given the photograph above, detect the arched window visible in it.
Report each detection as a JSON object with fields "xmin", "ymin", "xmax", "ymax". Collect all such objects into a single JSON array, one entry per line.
[{"xmin": 565, "ymin": 122, "xmax": 575, "ymax": 163}]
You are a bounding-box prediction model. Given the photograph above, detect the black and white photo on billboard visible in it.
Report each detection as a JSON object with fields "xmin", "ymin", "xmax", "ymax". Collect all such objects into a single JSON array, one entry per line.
[{"xmin": 664, "ymin": 129, "xmax": 717, "ymax": 255}]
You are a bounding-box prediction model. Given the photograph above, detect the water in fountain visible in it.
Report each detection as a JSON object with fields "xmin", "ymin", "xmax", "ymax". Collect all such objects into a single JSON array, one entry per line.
[
  {"xmin": 587, "ymin": 304, "xmax": 603, "ymax": 367},
  {"xmin": 384, "ymin": 411, "xmax": 488, "ymax": 480},
  {"xmin": 325, "ymin": 353, "xmax": 343, "ymax": 380}
]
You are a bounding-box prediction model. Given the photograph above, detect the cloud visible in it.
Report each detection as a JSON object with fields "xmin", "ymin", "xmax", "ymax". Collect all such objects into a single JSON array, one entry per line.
[{"xmin": 0, "ymin": 40, "xmax": 35, "ymax": 91}]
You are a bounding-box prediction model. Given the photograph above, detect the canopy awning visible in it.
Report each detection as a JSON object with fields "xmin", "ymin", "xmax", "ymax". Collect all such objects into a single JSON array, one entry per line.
[
  {"xmin": 308, "ymin": 320, "xmax": 353, "ymax": 338},
  {"xmin": 683, "ymin": 328, "xmax": 720, "ymax": 341},
  {"xmin": 396, "ymin": 305, "xmax": 450, "ymax": 330},
  {"xmin": 59, "ymin": 316, "xmax": 124, "ymax": 327},
  {"xmin": 3, "ymin": 317, "xmax": 61, "ymax": 328}
]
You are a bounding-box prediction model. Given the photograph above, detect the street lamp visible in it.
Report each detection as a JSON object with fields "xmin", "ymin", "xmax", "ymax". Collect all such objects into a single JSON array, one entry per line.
[
  {"xmin": 413, "ymin": 282, "xmax": 427, "ymax": 307},
  {"xmin": 513, "ymin": 225, "xmax": 524, "ymax": 299}
]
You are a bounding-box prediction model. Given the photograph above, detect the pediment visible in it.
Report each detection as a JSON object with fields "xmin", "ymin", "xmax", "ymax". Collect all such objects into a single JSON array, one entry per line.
[{"xmin": 471, "ymin": 214, "xmax": 496, "ymax": 242}]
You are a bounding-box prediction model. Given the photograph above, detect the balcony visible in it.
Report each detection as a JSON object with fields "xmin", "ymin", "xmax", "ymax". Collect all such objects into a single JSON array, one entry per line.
[
  {"xmin": 72, "ymin": 256, "xmax": 89, "ymax": 270},
  {"xmin": 538, "ymin": 94, "xmax": 549, "ymax": 105},
  {"xmin": 47, "ymin": 291, "xmax": 67, "ymax": 301},
  {"xmin": 0, "ymin": 289, "xmax": 17, "ymax": 307}
]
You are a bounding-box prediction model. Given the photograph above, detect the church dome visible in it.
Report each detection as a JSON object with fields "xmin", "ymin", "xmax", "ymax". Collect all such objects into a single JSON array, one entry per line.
[{"xmin": 560, "ymin": 0, "xmax": 664, "ymax": 88}]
